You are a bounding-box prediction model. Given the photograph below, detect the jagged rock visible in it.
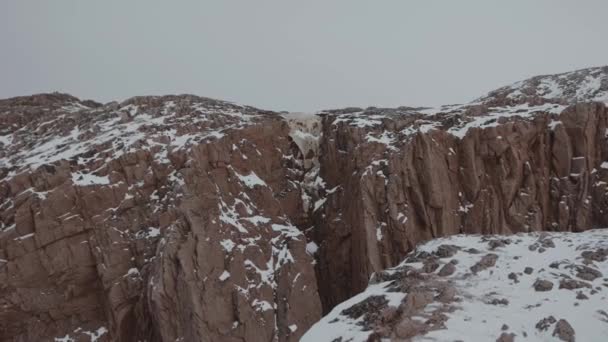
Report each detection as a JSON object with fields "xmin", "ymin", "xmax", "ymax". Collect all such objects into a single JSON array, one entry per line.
[
  {"xmin": 496, "ymin": 332, "xmax": 516, "ymax": 342},
  {"xmin": 575, "ymin": 265, "xmax": 603, "ymax": 281},
  {"xmin": 470, "ymin": 254, "xmax": 499, "ymax": 273},
  {"xmin": 340, "ymin": 295, "xmax": 388, "ymax": 321},
  {"xmin": 553, "ymin": 319, "xmax": 575, "ymax": 342},
  {"xmin": 394, "ymin": 318, "xmax": 427, "ymax": 339},
  {"xmin": 435, "ymin": 285, "xmax": 457, "ymax": 302},
  {"xmin": 434, "ymin": 244, "xmax": 460, "ymax": 258},
  {"xmin": 524, "ymin": 267, "xmax": 534, "ymax": 275},
  {"xmin": 401, "ymin": 290, "xmax": 435, "ymax": 314},
  {"xmin": 422, "ymin": 258, "xmax": 441, "ymax": 273},
  {"xmin": 487, "ymin": 298, "xmax": 509, "ymax": 306},
  {"xmin": 438, "ymin": 262, "xmax": 456, "ymax": 276},
  {"xmin": 487, "ymin": 238, "xmax": 511, "ymax": 250},
  {"xmin": 536, "ymin": 316, "xmax": 557, "ymax": 331},
  {"xmin": 559, "ymin": 278, "xmax": 592, "ymax": 290},
  {"xmin": 533, "ymin": 279, "xmax": 554, "ymax": 292},
  {"xmin": 581, "ymin": 248, "xmax": 608, "ymax": 262}
]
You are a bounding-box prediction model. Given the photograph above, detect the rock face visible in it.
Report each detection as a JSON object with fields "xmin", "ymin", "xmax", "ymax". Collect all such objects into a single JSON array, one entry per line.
[
  {"xmin": 0, "ymin": 95, "xmax": 321, "ymax": 341},
  {"xmin": 312, "ymin": 66, "xmax": 608, "ymax": 309},
  {"xmin": 0, "ymin": 66, "xmax": 608, "ymax": 341}
]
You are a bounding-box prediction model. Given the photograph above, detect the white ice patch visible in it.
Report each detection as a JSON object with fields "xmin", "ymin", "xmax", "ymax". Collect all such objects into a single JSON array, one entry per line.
[
  {"xmin": 233, "ymin": 169, "xmax": 266, "ymax": 188},
  {"xmin": 147, "ymin": 227, "xmax": 160, "ymax": 238},
  {"xmin": 313, "ymin": 198, "xmax": 327, "ymax": 212},
  {"xmin": 0, "ymin": 134, "xmax": 13, "ymax": 147},
  {"xmin": 219, "ymin": 270, "xmax": 231, "ymax": 281},
  {"xmin": 220, "ymin": 239, "xmax": 236, "ymax": 252},
  {"xmin": 83, "ymin": 327, "xmax": 108, "ymax": 342},
  {"xmin": 306, "ymin": 241, "xmax": 319, "ymax": 255}
]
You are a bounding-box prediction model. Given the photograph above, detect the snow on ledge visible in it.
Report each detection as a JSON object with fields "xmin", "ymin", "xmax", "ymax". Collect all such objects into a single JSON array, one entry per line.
[
  {"xmin": 71, "ymin": 172, "xmax": 110, "ymax": 186},
  {"xmin": 233, "ymin": 169, "xmax": 267, "ymax": 188}
]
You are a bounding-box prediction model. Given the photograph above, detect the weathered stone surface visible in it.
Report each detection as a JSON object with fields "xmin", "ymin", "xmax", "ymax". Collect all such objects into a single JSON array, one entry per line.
[
  {"xmin": 438, "ymin": 262, "xmax": 456, "ymax": 276},
  {"xmin": 536, "ymin": 316, "xmax": 557, "ymax": 331},
  {"xmin": 533, "ymin": 279, "xmax": 554, "ymax": 292},
  {"xmin": 0, "ymin": 95, "xmax": 322, "ymax": 341},
  {"xmin": 553, "ymin": 319, "xmax": 576, "ymax": 342},
  {"xmin": 496, "ymin": 332, "xmax": 516, "ymax": 342},
  {"xmin": 470, "ymin": 254, "xmax": 499, "ymax": 274}
]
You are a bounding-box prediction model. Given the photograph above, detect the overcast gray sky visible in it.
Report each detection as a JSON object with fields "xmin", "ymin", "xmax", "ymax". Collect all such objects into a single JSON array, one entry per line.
[{"xmin": 1, "ymin": 1, "xmax": 607, "ymax": 112}]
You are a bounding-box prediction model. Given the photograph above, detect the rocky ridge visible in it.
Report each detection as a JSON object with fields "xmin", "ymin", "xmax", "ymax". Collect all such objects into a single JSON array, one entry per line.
[
  {"xmin": 312, "ymin": 66, "xmax": 608, "ymax": 309},
  {"xmin": 0, "ymin": 66, "xmax": 607, "ymax": 341}
]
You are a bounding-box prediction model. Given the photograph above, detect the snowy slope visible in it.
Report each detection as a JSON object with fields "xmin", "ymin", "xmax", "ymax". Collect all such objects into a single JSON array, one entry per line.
[{"xmin": 303, "ymin": 230, "xmax": 608, "ymax": 341}]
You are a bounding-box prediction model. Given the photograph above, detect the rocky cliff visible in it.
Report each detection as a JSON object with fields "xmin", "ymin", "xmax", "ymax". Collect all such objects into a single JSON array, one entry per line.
[
  {"xmin": 312, "ymin": 66, "xmax": 608, "ymax": 310},
  {"xmin": 0, "ymin": 95, "xmax": 321, "ymax": 341},
  {"xmin": 1, "ymin": 66, "xmax": 608, "ymax": 341}
]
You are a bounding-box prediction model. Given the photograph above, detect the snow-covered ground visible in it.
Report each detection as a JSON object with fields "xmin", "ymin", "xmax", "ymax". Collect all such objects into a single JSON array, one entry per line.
[{"xmin": 303, "ymin": 229, "xmax": 608, "ymax": 341}]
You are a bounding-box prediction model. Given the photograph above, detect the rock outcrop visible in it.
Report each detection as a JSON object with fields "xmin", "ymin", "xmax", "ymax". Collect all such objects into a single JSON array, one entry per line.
[
  {"xmin": 1, "ymin": 66, "xmax": 608, "ymax": 341},
  {"xmin": 311, "ymin": 66, "xmax": 608, "ymax": 310},
  {"xmin": 0, "ymin": 95, "xmax": 321, "ymax": 341},
  {"xmin": 303, "ymin": 229, "xmax": 608, "ymax": 341}
]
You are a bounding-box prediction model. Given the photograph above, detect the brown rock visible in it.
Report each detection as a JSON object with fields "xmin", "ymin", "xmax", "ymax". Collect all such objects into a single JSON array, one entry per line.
[
  {"xmin": 470, "ymin": 254, "xmax": 499, "ymax": 273},
  {"xmin": 496, "ymin": 332, "xmax": 516, "ymax": 342},
  {"xmin": 575, "ymin": 265, "xmax": 603, "ymax": 281},
  {"xmin": 394, "ymin": 318, "xmax": 427, "ymax": 339},
  {"xmin": 438, "ymin": 262, "xmax": 456, "ymax": 276},
  {"xmin": 435, "ymin": 244, "xmax": 460, "ymax": 258},
  {"xmin": 422, "ymin": 258, "xmax": 441, "ymax": 273},
  {"xmin": 560, "ymin": 278, "xmax": 592, "ymax": 290},
  {"xmin": 581, "ymin": 248, "xmax": 608, "ymax": 262},
  {"xmin": 533, "ymin": 279, "xmax": 554, "ymax": 292},
  {"xmin": 536, "ymin": 316, "xmax": 557, "ymax": 331},
  {"xmin": 553, "ymin": 319, "xmax": 575, "ymax": 342}
]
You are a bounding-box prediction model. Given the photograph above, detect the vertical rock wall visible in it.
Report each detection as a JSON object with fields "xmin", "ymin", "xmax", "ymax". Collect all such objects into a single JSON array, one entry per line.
[{"xmin": 313, "ymin": 103, "xmax": 608, "ymax": 310}]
